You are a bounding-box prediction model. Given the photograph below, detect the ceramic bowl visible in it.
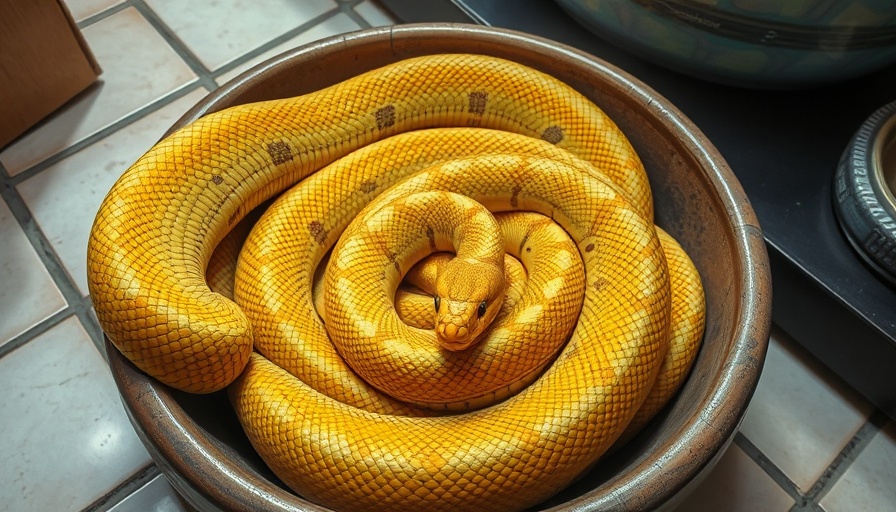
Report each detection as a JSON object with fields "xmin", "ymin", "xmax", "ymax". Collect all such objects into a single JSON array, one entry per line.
[
  {"xmin": 105, "ymin": 23, "xmax": 772, "ymax": 511},
  {"xmin": 556, "ymin": 0, "xmax": 896, "ymax": 89}
]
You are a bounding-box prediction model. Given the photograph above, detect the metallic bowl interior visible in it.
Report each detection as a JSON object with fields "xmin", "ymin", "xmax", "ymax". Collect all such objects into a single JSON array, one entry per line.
[{"xmin": 105, "ymin": 23, "xmax": 772, "ymax": 511}]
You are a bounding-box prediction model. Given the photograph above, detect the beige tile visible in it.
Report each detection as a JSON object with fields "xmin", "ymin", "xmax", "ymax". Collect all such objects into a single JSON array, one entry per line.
[
  {"xmin": 215, "ymin": 12, "xmax": 361, "ymax": 86},
  {"xmin": 0, "ymin": 200, "xmax": 67, "ymax": 346},
  {"xmin": 64, "ymin": 0, "xmax": 124, "ymax": 22},
  {"xmin": 354, "ymin": 0, "xmax": 398, "ymax": 26},
  {"xmin": 739, "ymin": 327, "xmax": 874, "ymax": 491},
  {"xmin": 820, "ymin": 420, "xmax": 896, "ymax": 511},
  {"xmin": 676, "ymin": 444, "xmax": 793, "ymax": 511},
  {"xmin": 0, "ymin": 317, "xmax": 152, "ymax": 511},
  {"xmin": 0, "ymin": 7, "xmax": 197, "ymax": 175},
  {"xmin": 145, "ymin": 0, "xmax": 337, "ymax": 72},
  {"xmin": 18, "ymin": 89, "xmax": 210, "ymax": 296}
]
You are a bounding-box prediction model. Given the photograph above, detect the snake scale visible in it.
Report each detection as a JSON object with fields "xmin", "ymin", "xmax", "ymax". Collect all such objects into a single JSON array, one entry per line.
[{"xmin": 87, "ymin": 53, "xmax": 705, "ymax": 511}]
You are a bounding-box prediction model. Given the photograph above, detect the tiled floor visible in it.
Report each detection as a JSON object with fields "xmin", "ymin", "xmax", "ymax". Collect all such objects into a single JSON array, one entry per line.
[{"xmin": 0, "ymin": 1, "xmax": 893, "ymax": 511}]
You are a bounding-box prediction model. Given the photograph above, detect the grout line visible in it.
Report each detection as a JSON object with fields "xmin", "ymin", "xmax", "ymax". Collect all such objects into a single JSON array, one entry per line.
[
  {"xmin": 0, "ymin": 308, "xmax": 73, "ymax": 360},
  {"xmin": 737, "ymin": 410, "xmax": 887, "ymax": 512},
  {"xmin": 81, "ymin": 463, "xmax": 162, "ymax": 512},
  {"xmin": 0, "ymin": 162, "xmax": 100, "ymax": 357},
  {"xmin": 799, "ymin": 411, "xmax": 887, "ymax": 506},
  {"xmin": 339, "ymin": 0, "xmax": 374, "ymax": 28},
  {"xmin": 734, "ymin": 432, "xmax": 804, "ymax": 503},
  {"xmin": 130, "ymin": 0, "xmax": 219, "ymax": 92},
  {"xmin": 6, "ymin": 81, "xmax": 205, "ymax": 187},
  {"xmin": 76, "ymin": 0, "xmax": 136, "ymax": 29},
  {"xmin": 207, "ymin": 7, "xmax": 344, "ymax": 83}
]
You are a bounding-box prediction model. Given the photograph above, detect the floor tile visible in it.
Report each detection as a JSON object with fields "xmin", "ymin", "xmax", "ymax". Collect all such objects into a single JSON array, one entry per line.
[
  {"xmin": 0, "ymin": 316, "xmax": 152, "ymax": 511},
  {"xmin": 354, "ymin": 0, "xmax": 399, "ymax": 26},
  {"xmin": 145, "ymin": 0, "xmax": 337, "ymax": 72},
  {"xmin": 18, "ymin": 88, "xmax": 210, "ymax": 296},
  {"xmin": 0, "ymin": 199, "xmax": 67, "ymax": 346},
  {"xmin": 215, "ymin": 12, "xmax": 361, "ymax": 85},
  {"xmin": 108, "ymin": 474, "xmax": 194, "ymax": 512},
  {"xmin": 0, "ymin": 7, "xmax": 197, "ymax": 175},
  {"xmin": 64, "ymin": 0, "xmax": 124, "ymax": 22},
  {"xmin": 820, "ymin": 420, "xmax": 896, "ymax": 511},
  {"xmin": 675, "ymin": 444, "xmax": 794, "ymax": 512},
  {"xmin": 738, "ymin": 327, "xmax": 874, "ymax": 492}
]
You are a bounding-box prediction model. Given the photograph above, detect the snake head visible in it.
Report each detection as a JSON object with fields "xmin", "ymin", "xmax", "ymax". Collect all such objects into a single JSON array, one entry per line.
[{"xmin": 433, "ymin": 258, "xmax": 505, "ymax": 351}]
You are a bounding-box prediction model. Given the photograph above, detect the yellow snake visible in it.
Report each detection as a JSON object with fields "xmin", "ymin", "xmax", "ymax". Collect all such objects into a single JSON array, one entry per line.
[{"xmin": 87, "ymin": 54, "xmax": 704, "ymax": 511}]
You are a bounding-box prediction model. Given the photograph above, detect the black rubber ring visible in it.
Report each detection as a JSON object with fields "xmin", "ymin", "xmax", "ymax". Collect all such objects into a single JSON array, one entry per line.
[{"xmin": 833, "ymin": 100, "xmax": 896, "ymax": 286}]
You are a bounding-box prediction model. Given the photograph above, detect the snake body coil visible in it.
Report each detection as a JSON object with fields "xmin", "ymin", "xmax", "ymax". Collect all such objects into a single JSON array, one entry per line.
[{"xmin": 88, "ymin": 54, "xmax": 704, "ymax": 511}]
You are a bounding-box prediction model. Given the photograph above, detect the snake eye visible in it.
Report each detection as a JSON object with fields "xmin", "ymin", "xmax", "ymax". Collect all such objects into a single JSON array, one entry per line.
[
  {"xmin": 477, "ymin": 301, "xmax": 488, "ymax": 319},
  {"xmin": 434, "ymin": 296, "xmax": 441, "ymax": 312}
]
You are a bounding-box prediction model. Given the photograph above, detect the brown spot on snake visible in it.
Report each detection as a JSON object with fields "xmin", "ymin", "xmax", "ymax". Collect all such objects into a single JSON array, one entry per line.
[
  {"xmin": 468, "ymin": 92, "xmax": 488, "ymax": 115},
  {"xmin": 585, "ymin": 243, "xmax": 595, "ymax": 253},
  {"xmin": 426, "ymin": 226, "xmax": 436, "ymax": 251},
  {"xmin": 542, "ymin": 125, "xmax": 564, "ymax": 144},
  {"xmin": 387, "ymin": 251, "xmax": 400, "ymax": 272},
  {"xmin": 359, "ymin": 180, "xmax": 377, "ymax": 193},
  {"xmin": 510, "ymin": 185, "xmax": 523, "ymax": 208},
  {"xmin": 518, "ymin": 231, "xmax": 531, "ymax": 255},
  {"xmin": 308, "ymin": 221, "xmax": 328, "ymax": 245},
  {"xmin": 375, "ymin": 105, "xmax": 396, "ymax": 129},
  {"xmin": 211, "ymin": 175, "xmax": 224, "ymax": 185},
  {"xmin": 266, "ymin": 141, "xmax": 293, "ymax": 165},
  {"xmin": 592, "ymin": 277, "xmax": 608, "ymax": 292}
]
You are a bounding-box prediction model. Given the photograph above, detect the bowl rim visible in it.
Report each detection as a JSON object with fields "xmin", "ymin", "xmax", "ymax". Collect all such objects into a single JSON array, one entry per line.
[{"xmin": 106, "ymin": 22, "xmax": 771, "ymax": 512}]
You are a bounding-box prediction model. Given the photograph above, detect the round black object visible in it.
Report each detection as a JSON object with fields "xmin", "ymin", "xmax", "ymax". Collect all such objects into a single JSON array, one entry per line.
[{"xmin": 833, "ymin": 100, "xmax": 896, "ymax": 285}]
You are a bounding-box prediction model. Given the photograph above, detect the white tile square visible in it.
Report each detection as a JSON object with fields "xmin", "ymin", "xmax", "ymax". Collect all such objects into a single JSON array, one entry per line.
[
  {"xmin": 18, "ymin": 88, "xmax": 211, "ymax": 296},
  {"xmin": 145, "ymin": 0, "xmax": 337, "ymax": 72},
  {"xmin": 108, "ymin": 474, "xmax": 193, "ymax": 512},
  {"xmin": 676, "ymin": 444, "xmax": 793, "ymax": 511},
  {"xmin": 64, "ymin": 0, "xmax": 124, "ymax": 22},
  {"xmin": 215, "ymin": 12, "xmax": 361, "ymax": 85},
  {"xmin": 0, "ymin": 199, "xmax": 67, "ymax": 346},
  {"xmin": 0, "ymin": 7, "xmax": 198, "ymax": 175},
  {"xmin": 738, "ymin": 327, "xmax": 874, "ymax": 491},
  {"xmin": 354, "ymin": 0, "xmax": 398, "ymax": 26},
  {"xmin": 0, "ymin": 316, "xmax": 152, "ymax": 511},
  {"xmin": 820, "ymin": 420, "xmax": 896, "ymax": 511}
]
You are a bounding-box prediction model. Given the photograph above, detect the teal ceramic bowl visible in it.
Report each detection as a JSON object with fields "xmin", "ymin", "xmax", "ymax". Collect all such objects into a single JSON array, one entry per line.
[{"xmin": 556, "ymin": 0, "xmax": 896, "ymax": 88}]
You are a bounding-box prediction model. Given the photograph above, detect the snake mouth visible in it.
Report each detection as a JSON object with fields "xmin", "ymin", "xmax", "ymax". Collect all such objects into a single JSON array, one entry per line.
[
  {"xmin": 435, "ymin": 319, "xmax": 478, "ymax": 351},
  {"xmin": 439, "ymin": 338, "xmax": 477, "ymax": 352}
]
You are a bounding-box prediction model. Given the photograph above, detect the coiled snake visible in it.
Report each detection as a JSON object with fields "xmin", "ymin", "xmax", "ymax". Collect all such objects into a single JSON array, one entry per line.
[{"xmin": 88, "ymin": 54, "xmax": 705, "ymax": 511}]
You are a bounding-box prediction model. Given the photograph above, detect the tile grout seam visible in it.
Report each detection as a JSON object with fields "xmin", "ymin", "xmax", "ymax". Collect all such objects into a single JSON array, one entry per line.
[
  {"xmin": 734, "ymin": 432, "xmax": 804, "ymax": 503},
  {"xmin": 796, "ymin": 411, "xmax": 887, "ymax": 508},
  {"xmin": 75, "ymin": 0, "xmax": 136, "ymax": 29},
  {"xmin": 0, "ymin": 161, "xmax": 102, "ymax": 358},
  {"xmin": 129, "ymin": 0, "xmax": 219, "ymax": 92},
  {"xmin": 736, "ymin": 409, "xmax": 886, "ymax": 511},
  {"xmin": 80, "ymin": 463, "xmax": 162, "ymax": 512},
  {"xmin": 205, "ymin": 5, "xmax": 357, "ymax": 82},
  {"xmin": 339, "ymin": 0, "xmax": 378, "ymax": 28}
]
